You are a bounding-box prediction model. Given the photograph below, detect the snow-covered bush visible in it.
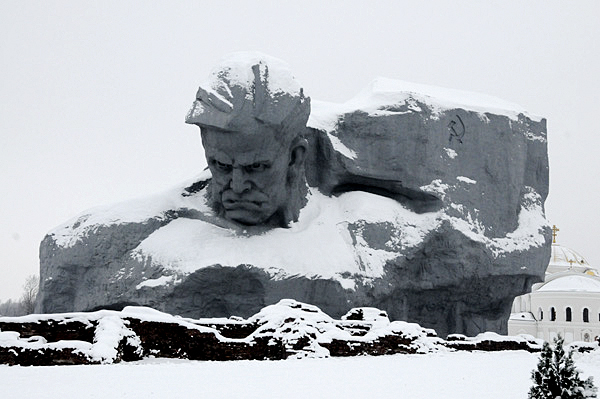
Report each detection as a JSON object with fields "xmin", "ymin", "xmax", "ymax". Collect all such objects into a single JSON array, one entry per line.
[{"xmin": 529, "ymin": 335, "xmax": 597, "ymax": 398}]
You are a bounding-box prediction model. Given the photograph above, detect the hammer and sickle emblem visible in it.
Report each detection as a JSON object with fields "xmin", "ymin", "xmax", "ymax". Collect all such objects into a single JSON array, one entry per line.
[{"xmin": 448, "ymin": 115, "xmax": 465, "ymax": 144}]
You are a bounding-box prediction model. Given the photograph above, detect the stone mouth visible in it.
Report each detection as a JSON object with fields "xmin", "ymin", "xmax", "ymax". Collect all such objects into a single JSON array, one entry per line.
[{"xmin": 223, "ymin": 199, "xmax": 263, "ymax": 211}]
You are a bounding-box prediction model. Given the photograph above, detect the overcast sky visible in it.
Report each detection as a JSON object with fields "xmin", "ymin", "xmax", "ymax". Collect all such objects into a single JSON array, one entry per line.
[{"xmin": 1, "ymin": 1, "xmax": 599, "ymax": 301}]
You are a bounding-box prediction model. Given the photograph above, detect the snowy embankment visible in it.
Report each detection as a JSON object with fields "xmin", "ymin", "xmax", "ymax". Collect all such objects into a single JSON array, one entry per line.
[
  {"xmin": 2, "ymin": 350, "xmax": 600, "ymax": 399},
  {"xmin": 0, "ymin": 300, "xmax": 542, "ymax": 365},
  {"xmin": 3, "ymin": 299, "xmax": 598, "ymax": 398}
]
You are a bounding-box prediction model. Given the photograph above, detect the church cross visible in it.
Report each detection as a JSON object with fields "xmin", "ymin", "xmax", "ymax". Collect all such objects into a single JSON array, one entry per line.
[{"xmin": 552, "ymin": 225, "xmax": 559, "ymax": 243}]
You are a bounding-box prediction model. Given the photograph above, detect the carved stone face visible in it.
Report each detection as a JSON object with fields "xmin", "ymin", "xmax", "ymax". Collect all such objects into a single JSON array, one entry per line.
[{"xmin": 202, "ymin": 126, "xmax": 306, "ymax": 227}]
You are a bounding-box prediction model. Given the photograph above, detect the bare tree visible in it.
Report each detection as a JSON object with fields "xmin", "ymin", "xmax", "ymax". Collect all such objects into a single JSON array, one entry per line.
[{"xmin": 20, "ymin": 274, "xmax": 39, "ymax": 315}]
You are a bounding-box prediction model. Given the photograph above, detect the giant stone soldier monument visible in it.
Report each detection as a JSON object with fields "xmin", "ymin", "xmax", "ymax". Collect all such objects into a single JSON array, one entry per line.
[{"xmin": 38, "ymin": 52, "xmax": 551, "ymax": 337}]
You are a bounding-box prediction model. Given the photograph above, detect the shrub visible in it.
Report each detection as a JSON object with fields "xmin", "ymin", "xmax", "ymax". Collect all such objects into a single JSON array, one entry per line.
[{"xmin": 529, "ymin": 335, "xmax": 597, "ymax": 398}]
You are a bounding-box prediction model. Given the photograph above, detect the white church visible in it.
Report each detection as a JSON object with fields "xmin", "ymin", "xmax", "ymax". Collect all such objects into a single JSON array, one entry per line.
[{"xmin": 508, "ymin": 226, "xmax": 600, "ymax": 343}]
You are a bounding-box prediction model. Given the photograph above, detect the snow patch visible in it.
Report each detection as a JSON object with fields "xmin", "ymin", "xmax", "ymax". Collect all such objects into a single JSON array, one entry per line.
[
  {"xmin": 136, "ymin": 275, "xmax": 179, "ymax": 290},
  {"xmin": 308, "ymin": 77, "xmax": 542, "ymax": 133},
  {"xmin": 132, "ymin": 189, "xmax": 439, "ymax": 289},
  {"xmin": 88, "ymin": 316, "xmax": 140, "ymax": 364},
  {"xmin": 444, "ymin": 148, "xmax": 458, "ymax": 159},
  {"xmin": 327, "ymin": 132, "xmax": 357, "ymax": 159},
  {"xmin": 457, "ymin": 176, "xmax": 476, "ymax": 184},
  {"xmin": 443, "ymin": 187, "xmax": 547, "ymax": 257},
  {"xmin": 524, "ymin": 129, "xmax": 547, "ymax": 143},
  {"xmin": 420, "ymin": 179, "xmax": 450, "ymax": 200},
  {"xmin": 131, "ymin": 189, "xmax": 441, "ymax": 287},
  {"xmin": 488, "ymin": 188, "xmax": 549, "ymax": 257},
  {"xmin": 206, "ymin": 52, "xmax": 303, "ymax": 97},
  {"xmin": 49, "ymin": 170, "xmax": 212, "ymax": 248}
]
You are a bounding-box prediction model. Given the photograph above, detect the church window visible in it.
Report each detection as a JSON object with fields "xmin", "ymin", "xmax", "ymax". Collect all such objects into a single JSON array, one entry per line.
[
  {"xmin": 551, "ymin": 307, "xmax": 556, "ymax": 321},
  {"xmin": 538, "ymin": 308, "xmax": 543, "ymax": 320},
  {"xmin": 566, "ymin": 307, "xmax": 572, "ymax": 322},
  {"xmin": 583, "ymin": 308, "xmax": 589, "ymax": 323}
]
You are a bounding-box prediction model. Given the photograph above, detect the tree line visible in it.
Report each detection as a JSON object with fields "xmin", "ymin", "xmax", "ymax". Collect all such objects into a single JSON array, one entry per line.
[{"xmin": 0, "ymin": 275, "xmax": 39, "ymax": 316}]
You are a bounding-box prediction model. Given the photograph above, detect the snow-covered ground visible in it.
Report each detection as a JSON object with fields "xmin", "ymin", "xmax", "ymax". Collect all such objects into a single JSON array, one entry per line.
[{"xmin": 2, "ymin": 350, "xmax": 600, "ymax": 398}]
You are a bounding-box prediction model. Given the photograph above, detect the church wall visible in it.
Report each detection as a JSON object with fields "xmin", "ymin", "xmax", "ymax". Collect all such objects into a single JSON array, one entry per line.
[
  {"xmin": 509, "ymin": 243, "xmax": 600, "ymax": 343},
  {"xmin": 528, "ymin": 291, "xmax": 600, "ymax": 343},
  {"xmin": 507, "ymin": 318, "xmax": 537, "ymax": 337},
  {"xmin": 511, "ymin": 293, "xmax": 532, "ymax": 313}
]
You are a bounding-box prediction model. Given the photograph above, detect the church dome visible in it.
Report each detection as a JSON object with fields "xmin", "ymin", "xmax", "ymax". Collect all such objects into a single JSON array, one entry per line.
[
  {"xmin": 546, "ymin": 244, "xmax": 596, "ymax": 275},
  {"xmin": 537, "ymin": 274, "xmax": 600, "ymax": 293}
]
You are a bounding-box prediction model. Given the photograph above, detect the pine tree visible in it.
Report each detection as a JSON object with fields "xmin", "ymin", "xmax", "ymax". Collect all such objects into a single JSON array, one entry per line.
[{"xmin": 529, "ymin": 335, "xmax": 597, "ymax": 398}]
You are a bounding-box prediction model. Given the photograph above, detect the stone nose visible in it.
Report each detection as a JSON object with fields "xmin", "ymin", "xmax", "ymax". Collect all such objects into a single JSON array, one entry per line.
[{"xmin": 230, "ymin": 167, "xmax": 251, "ymax": 194}]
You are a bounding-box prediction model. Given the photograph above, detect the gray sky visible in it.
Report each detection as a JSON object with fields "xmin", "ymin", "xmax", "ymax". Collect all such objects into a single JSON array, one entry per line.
[{"xmin": 1, "ymin": 1, "xmax": 599, "ymax": 301}]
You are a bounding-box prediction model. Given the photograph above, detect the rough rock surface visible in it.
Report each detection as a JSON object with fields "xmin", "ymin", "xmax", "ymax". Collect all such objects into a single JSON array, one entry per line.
[
  {"xmin": 1, "ymin": 300, "xmax": 544, "ymax": 366},
  {"xmin": 38, "ymin": 77, "xmax": 550, "ymax": 337}
]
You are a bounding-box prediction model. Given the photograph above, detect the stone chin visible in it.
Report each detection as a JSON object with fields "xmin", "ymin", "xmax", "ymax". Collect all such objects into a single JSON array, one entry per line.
[
  {"xmin": 222, "ymin": 199, "xmax": 291, "ymax": 227},
  {"xmin": 207, "ymin": 188, "xmax": 289, "ymax": 228},
  {"xmin": 223, "ymin": 207, "xmax": 269, "ymax": 226},
  {"xmin": 220, "ymin": 192, "xmax": 274, "ymax": 226}
]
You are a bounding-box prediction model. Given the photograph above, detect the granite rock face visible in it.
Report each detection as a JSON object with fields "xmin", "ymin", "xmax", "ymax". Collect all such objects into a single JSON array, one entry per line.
[{"xmin": 38, "ymin": 70, "xmax": 550, "ymax": 337}]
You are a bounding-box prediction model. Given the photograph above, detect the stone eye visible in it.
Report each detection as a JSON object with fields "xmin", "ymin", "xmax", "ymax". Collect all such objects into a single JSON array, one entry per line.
[
  {"xmin": 245, "ymin": 162, "xmax": 267, "ymax": 173},
  {"xmin": 214, "ymin": 160, "xmax": 232, "ymax": 172}
]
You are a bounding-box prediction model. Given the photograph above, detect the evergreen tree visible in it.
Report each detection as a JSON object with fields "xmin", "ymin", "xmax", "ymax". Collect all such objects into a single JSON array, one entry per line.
[{"xmin": 529, "ymin": 335, "xmax": 597, "ymax": 398}]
